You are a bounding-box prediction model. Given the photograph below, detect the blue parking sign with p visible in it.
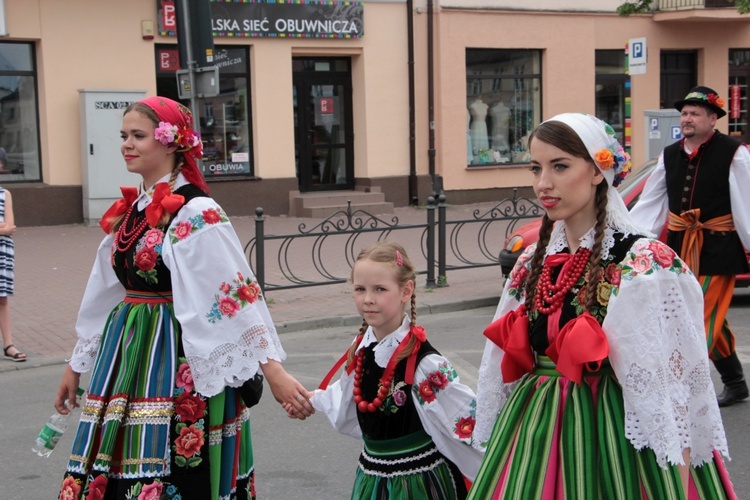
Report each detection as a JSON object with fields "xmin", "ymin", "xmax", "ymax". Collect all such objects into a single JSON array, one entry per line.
[
  {"xmin": 633, "ymin": 42, "xmax": 644, "ymax": 59},
  {"xmin": 671, "ymin": 126, "xmax": 682, "ymax": 140}
]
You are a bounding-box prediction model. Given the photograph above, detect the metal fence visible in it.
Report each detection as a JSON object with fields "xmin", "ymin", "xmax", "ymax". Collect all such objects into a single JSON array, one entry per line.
[{"xmin": 244, "ymin": 191, "xmax": 544, "ymax": 292}]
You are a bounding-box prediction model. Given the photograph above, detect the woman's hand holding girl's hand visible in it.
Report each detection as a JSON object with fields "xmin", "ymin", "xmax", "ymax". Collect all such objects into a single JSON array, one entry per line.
[
  {"xmin": 55, "ymin": 365, "xmax": 81, "ymax": 415},
  {"xmin": 261, "ymin": 360, "xmax": 315, "ymax": 419}
]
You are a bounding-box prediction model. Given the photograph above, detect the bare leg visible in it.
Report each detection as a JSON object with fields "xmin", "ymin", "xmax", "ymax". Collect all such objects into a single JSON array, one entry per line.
[{"xmin": 0, "ymin": 296, "xmax": 24, "ymax": 359}]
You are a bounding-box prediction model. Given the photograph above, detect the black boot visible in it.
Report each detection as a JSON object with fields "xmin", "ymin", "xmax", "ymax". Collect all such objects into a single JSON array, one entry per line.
[{"xmin": 713, "ymin": 352, "xmax": 749, "ymax": 407}]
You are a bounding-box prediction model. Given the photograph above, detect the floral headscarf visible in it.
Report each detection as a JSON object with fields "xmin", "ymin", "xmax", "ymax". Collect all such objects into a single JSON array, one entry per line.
[{"xmin": 139, "ymin": 96, "xmax": 209, "ymax": 193}]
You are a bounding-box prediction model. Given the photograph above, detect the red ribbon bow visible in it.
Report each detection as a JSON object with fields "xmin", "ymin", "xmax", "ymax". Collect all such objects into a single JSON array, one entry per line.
[
  {"xmin": 145, "ymin": 183, "xmax": 185, "ymax": 228},
  {"xmin": 545, "ymin": 312, "xmax": 609, "ymax": 384},
  {"xmin": 483, "ymin": 306, "xmax": 533, "ymax": 382},
  {"xmin": 99, "ymin": 186, "xmax": 138, "ymax": 234},
  {"xmin": 410, "ymin": 325, "xmax": 427, "ymax": 342}
]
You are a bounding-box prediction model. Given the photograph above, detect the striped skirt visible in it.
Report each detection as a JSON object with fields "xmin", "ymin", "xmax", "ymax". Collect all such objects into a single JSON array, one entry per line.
[
  {"xmin": 59, "ymin": 292, "xmax": 255, "ymax": 500},
  {"xmin": 353, "ymin": 429, "xmax": 468, "ymax": 500},
  {"xmin": 468, "ymin": 356, "xmax": 735, "ymax": 500}
]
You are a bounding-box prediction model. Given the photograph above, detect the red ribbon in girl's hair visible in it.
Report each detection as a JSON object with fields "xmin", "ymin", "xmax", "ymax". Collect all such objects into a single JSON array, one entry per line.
[
  {"xmin": 99, "ymin": 186, "xmax": 138, "ymax": 234},
  {"xmin": 545, "ymin": 312, "xmax": 609, "ymax": 384},
  {"xmin": 404, "ymin": 325, "xmax": 425, "ymax": 384},
  {"xmin": 483, "ymin": 306, "xmax": 534, "ymax": 382},
  {"xmin": 145, "ymin": 183, "xmax": 186, "ymax": 228}
]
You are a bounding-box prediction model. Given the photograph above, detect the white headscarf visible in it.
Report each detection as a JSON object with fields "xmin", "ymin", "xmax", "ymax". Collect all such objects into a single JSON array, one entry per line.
[{"xmin": 542, "ymin": 113, "xmax": 646, "ymax": 236}]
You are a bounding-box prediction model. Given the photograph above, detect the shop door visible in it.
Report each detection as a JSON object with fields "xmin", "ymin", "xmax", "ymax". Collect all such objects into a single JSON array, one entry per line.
[
  {"xmin": 729, "ymin": 49, "xmax": 750, "ymax": 143},
  {"xmin": 293, "ymin": 58, "xmax": 354, "ymax": 192}
]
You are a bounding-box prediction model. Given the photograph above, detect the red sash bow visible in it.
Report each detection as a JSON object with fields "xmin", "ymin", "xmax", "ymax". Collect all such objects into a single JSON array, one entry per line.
[
  {"xmin": 545, "ymin": 312, "xmax": 609, "ymax": 384},
  {"xmin": 145, "ymin": 183, "xmax": 185, "ymax": 228},
  {"xmin": 99, "ymin": 186, "xmax": 138, "ymax": 234},
  {"xmin": 483, "ymin": 307, "xmax": 533, "ymax": 382}
]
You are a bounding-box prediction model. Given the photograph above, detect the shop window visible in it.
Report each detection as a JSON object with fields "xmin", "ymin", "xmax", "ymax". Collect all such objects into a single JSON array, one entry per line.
[
  {"xmin": 660, "ymin": 51, "xmax": 696, "ymax": 110},
  {"xmin": 155, "ymin": 45, "xmax": 253, "ymax": 178},
  {"xmin": 0, "ymin": 42, "xmax": 42, "ymax": 182},
  {"xmin": 595, "ymin": 50, "xmax": 630, "ymax": 145},
  {"xmin": 466, "ymin": 49, "xmax": 541, "ymax": 167}
]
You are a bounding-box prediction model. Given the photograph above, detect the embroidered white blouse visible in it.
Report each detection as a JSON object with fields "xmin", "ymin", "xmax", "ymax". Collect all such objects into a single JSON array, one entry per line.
[
  {"xmin": 474, "ymin": 224, "xmax": 730, "ymax": 468},
  {"xmin": 69, "ymin": 173, "xmax": 286, "ymax": 397},
  {"xmin": 311, "ymin": 315, "xmax": 485, "ymax": 481}
]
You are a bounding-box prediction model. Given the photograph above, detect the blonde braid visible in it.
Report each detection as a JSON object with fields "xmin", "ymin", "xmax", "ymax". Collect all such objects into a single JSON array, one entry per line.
[
  {"xmin": 346, "ymin": 320, "xmax": 369, "ymax": 370},
  {"xmin": 525, "ymin": 214, "xmax": 555, "ymax": 311},
  {"xmin": 584, "ymin": 183, "xmax": 609, "ymax": 312}
]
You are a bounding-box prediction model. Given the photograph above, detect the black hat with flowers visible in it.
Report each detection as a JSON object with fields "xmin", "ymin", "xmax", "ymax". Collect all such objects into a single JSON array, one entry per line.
[{"xmin": 674, "ymin": 86, "xmax": 727, "ymax": 119}]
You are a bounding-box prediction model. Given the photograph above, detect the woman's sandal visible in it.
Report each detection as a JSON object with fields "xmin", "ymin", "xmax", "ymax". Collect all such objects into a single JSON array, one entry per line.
[{"xmin": 3, "ymin": 344, "xmax": 26, "ymax": 362}]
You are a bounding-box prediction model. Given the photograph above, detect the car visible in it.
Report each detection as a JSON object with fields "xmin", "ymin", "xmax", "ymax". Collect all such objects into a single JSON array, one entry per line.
[{"xmin": 498, "ymin": 158, "xmax": 750, "ymax": 287}]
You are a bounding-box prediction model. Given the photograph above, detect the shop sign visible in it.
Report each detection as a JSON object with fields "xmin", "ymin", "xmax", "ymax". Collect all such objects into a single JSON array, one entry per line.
[
  {"xmin": 158, "ymin": 0, "xmax": 364, "ymax": 39},
  {"xmin": 731, "ymin": 84, "xmax": 741, "ymax": 120}
]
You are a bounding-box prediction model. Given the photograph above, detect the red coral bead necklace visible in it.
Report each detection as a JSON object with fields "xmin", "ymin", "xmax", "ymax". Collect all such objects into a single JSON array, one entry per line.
[
  {"xmin": 534, "ymin": 248, "xmax": 591, "ymax": 315},
  {"xmin": 352, "ymin": 349, "xmax": 393, "ymax": 413},
  {"xmin": 115, "ymin": 205, "xmax": 149, "ymax": 253}
]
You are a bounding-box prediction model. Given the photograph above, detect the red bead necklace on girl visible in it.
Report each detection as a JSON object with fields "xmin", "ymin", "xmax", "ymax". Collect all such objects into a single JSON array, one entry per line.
[
  {"xmin": 351, "ymin": 325, "xmax": 426, "ymax": 413},
  {"xmin": 115, "ymin": 205, "xmax": 149, "ymax": 253},
  {"xmin": 534, "ymin": 248, "xmax": 592, "ymax": 315}
]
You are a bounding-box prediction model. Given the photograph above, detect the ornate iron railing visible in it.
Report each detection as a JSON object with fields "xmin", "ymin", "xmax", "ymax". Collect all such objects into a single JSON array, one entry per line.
[{"xmin": 245, "ymin": 191, "xmax": 544, "ymax": 292}]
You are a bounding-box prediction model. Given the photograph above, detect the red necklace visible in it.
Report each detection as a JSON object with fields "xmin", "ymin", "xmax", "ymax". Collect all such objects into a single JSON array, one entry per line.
[
  {"xmin": 115, "ymin": 205, "xmax": 149, "ymax": 253},
  {"xmin": 352, "ymin": 349, "xmax": 393, "ymax": 413},
  {"xmin": 534, "ymin": 248, "xmax": 591, "ymax": 315}
]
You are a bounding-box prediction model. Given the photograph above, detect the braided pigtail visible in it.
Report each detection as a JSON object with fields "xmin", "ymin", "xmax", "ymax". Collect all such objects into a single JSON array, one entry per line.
[
  {"xmin": 524, "ymin": 214, "xmax": 555, "ymax": 311},
  {"xmin": 346, "ymin": 319, "xmax": 369, "ymax": 370},
  {"xmin": 584, "ymin": 183, "xmax": 609, "ymax": 312}
]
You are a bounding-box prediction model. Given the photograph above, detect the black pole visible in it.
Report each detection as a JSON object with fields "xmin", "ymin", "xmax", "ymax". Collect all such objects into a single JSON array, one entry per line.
[
  {"xmin": 426, "ymin": 196, "xmax": 436, "ymax": 288},
  {"xmin": 438, "ymin": 194, "xmax": 447, "ymax": 286},
  {"xmin": 254, "ymin": 207, "xmax": 266, "ymax": 292},
  {"xmin": 407, "ymin": 0, "xmax": 418, "ymax": 205},
  {"xmin": 427, "ymin": 0, "xmax": 437, "ymax": 195}
]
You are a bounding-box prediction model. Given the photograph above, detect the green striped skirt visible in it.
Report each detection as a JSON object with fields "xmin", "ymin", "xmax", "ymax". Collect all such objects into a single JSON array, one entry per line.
[
  {"xmin": 353, "ymin": 429, "xmax": 468, "ymax": 499},
  {"xmin": 60, "ymin": 294, "xmax": 255, "ymax": 500},
  {"xmin": 468, "ymin": 356, "xmax": 735, "ymax": 499}
]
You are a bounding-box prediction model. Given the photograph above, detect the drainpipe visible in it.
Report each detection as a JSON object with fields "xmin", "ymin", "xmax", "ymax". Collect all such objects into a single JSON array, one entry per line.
[
  {"xmin": 427, "ymin": 0, "xmax": 438, "ymax": 195},
  {"xmin": 407, "ymin": 0, "xmax": 418, "ymax": 205}
]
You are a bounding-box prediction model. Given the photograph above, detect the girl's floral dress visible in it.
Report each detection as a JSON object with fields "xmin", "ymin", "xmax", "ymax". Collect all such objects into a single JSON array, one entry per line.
[
  {"xmin": 59, "ymin": 173, "xmax": 284, "ymax": 500},
  {"xmin": 312, "ymin": 315, "xmax": 484, "ymax": 499}
]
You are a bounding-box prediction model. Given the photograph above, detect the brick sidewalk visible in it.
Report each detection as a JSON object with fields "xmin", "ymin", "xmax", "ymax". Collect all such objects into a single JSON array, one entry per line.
[{"xmin": 5, "ymin": 203, "xmax": 506, "ymax": 364}]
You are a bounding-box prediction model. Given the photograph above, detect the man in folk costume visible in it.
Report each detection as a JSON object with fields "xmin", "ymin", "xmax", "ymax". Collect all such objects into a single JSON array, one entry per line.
[{"xmin": 631, "ymin": 86, "xmax": 750, "ymax": 407}]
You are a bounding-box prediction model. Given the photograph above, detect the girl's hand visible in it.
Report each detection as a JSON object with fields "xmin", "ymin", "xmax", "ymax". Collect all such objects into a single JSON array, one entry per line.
[
  {"xmin": 55, "ymin": 365, "xmax": 81, "ymax": 415},
  {"xmin": 261, "ymin": 360, "xmax": 315, "ymax": 418}
]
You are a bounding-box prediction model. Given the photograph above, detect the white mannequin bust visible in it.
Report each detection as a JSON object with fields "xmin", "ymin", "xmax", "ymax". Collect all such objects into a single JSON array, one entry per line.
[
  {"xmin": 468, "ymin": 97, "xmax": 489, "ymax": 152},
  {"xmin": 489, "ymin": 101, "xmax": 510, "ymax": 150}
]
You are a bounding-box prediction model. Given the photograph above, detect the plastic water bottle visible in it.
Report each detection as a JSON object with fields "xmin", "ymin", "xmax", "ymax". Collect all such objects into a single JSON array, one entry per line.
[{"xmin": 32, "ymin": 387, "xmax": 85, "ymax": 457}]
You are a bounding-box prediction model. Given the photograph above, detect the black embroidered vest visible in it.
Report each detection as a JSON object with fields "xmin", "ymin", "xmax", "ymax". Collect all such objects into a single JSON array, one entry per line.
[{"xmin": 663, "ymin": 133, "xmax": 748, "ymax": 276}]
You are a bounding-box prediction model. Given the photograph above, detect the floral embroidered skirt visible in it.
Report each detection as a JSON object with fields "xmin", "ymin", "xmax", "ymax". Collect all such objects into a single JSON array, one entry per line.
[
  {"xmin": 468, "ymin": 356, "xmax": 736, "ymax": 500},
  {"xmin": 353, "ymin": 429, "xmax": 468, "ymax": 500},
  {"xmin": 59, "ymin": 298, "xmax": 255, "ymax": 500}
]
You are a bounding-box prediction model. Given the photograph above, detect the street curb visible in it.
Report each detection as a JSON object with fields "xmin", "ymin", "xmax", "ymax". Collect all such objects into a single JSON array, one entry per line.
[{"xmin": 1, "ymin": 297, "xmax": 499, "ymax": 372}]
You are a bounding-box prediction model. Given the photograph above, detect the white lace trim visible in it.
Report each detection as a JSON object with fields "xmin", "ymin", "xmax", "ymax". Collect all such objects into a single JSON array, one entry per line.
[
  {"xmin": 545, "ymin": 224, "xmax": 616, "ymax": 261},
  {"xmin": 187, "ymin": 324, "xmax": 284, "ymax": 397},
  {"xmin": 70, "ymin": 335, "xmax": 103, "ymax": 373},
  {"xmin": 358, "ymin": 315, "xmax": 411, "ymax": 368}
]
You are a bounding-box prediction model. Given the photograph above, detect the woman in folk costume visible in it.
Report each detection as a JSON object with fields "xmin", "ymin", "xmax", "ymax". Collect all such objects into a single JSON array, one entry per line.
[
  {"xmin": 54, "ymin": 96, "xmax": 313, "ymax": 500},
  {"xmin": 468, "ymin": 113, "xmax": 735, "ymax": 499}
]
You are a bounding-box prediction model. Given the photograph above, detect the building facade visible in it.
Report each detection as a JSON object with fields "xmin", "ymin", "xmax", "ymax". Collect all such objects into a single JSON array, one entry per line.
[{"xmin": 0, "ymin": 0, "xmax": 748, "ymax": 225}]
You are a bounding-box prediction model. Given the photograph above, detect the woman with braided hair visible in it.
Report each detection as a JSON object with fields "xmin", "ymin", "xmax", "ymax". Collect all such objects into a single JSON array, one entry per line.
[
  {"xmin": 54, "ymin": 96, "xmax": 313, "ymax": 500},
  {"xmin": 287, "ymin": 241, "xmax": 483, "ymax": 499},
  {"xmin": 469, "ymin": 113, "xmax": 735, "ymax": 499}
]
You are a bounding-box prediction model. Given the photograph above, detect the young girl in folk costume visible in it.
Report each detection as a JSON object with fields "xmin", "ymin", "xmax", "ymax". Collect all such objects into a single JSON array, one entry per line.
[
  {"xmin": 55, "ymin": 96, "xmax": 313, "ymax": 500},
  {"xmin": 469, "ymin": 114, "xmax": 735, "ymax": 499},
  {"xmin": 288, "ymin": 242, "xmax": 483, "ymax": 499}
]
